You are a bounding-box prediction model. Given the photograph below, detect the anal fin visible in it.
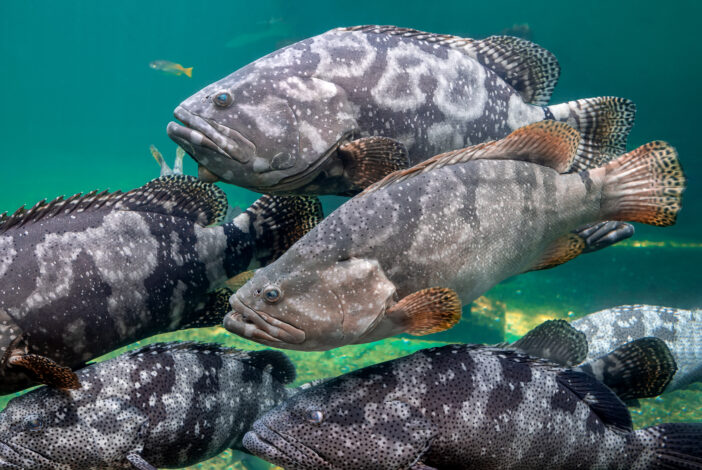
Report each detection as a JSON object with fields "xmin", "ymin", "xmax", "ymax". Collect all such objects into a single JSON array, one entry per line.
[
  {"xmin": 338, "ymin": 136, "xmax": 409, "ymax": 190},
  {"xmin": 386, "ymin": 287, "xmax": 462, "ymax": 336},
  {"xmin": 509, "ymin": 319, "xmax": 588, "ymax": 366},
  {"xmin": 526, "ymin": 233, "xmax": 586, "ymax": 272},
  {"xmin": 572, "ymin": 221, "xmax": 634, "ymax": 253}
]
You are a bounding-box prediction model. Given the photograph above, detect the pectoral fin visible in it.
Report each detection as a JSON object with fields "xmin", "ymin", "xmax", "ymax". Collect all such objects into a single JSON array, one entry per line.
[
  {"xmin": 386, "ymin": 287, "xmax": 462, "ymax": 335},
  {"xmin": 181, "ymin": 288, "xmax": 234, "ymax": 329},
  {"xmin": 526, "ymin": 233, "xmax": 586, "ymax": 272},
  {"xmin": 126, "ymin": 453, "xmax": 157, "ymax": 470},
  {"xmin": 7, "ymin": 352, "xmax": 81, "ymax": 390},
  {"xmin": 338, "ymin": 136, "xmax": 409, "ymax": 190},
  {"xmin": 226, "ymin": 270, "xmax": 256, "ymax": 291}
]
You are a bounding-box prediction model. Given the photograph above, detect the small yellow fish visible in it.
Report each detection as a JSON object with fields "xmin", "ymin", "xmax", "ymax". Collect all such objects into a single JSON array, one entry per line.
[{"xmin": 149, "ymin": 60, "xmax": 192, "ymax": 77}]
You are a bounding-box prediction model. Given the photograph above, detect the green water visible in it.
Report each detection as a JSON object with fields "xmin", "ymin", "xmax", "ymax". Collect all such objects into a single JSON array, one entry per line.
[{"xmin": 1, "ymin": 1, "xmax": 700, "ymax": 468}]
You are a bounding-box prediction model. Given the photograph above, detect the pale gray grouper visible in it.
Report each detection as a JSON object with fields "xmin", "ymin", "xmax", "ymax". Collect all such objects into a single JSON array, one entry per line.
[
  {"xmin": 224, "ymin": 122, "xmax": 685, "ymax": 351},
  {"xmin": 167, "ymin": 25, "xmax": 635, "ymax": 196},
  {"xmin": 0, "ymin": 342, "xmax": 296, "ymax": 470},
  {"xmin": 572, "ymin": 305, "xmax": 702, "ymax": 393},
  {"xmin": 0, "ymin": 158, "xmax": 322, "ymax": 395},
  {"xmin": 243, "ymin": 344, "xmax": 702, "ymax": 470},
  {"xmin": 167, "ymin": 25, "xmax": 637, "ymax": 252}
]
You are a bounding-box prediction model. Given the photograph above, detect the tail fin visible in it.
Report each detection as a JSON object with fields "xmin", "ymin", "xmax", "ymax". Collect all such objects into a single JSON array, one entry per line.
[
  {"xmin": 240, "ymin": 195, "xmax": 323, "ymax": 266},
  {"xmin": 599, "ymin": 141, "xmax": 685, "ymax": 226},
  {"xmin": 629, "ymin": 423, "xmax": 702, "ymax": 469},
  {"xmin": 578, "ymin": 337, "xmax": 676, "ymax": 402},
  {"xmin": 547, "ymin": 96, "xmax": 636, "ymax": 171},
  {"xmin": 183, "ymin": 66, "xmax": 193, "ymax": 78}
]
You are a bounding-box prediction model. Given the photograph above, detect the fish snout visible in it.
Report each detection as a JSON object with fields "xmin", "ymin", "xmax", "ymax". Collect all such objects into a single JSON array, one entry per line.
[
  {"xmin": 225, "ymin": 297, "xmax": 305, "ymax": 346},
  {"xmin": 243, "ymin": 420, "xmax": 330, "ymax": 469}
]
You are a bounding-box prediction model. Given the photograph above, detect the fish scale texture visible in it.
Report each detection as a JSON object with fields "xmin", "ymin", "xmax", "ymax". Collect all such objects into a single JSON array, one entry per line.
[{"xmin": 0, "ymin": 342, "xmax": 293, "ymax": 469}]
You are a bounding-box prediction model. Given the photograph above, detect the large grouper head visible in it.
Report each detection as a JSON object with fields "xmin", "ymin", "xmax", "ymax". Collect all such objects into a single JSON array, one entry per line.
[
  {"xmin": 242, "ymin": 359, "xmax": 434, "ymax": 470},
  {"xmin": 224, "ymin": 253, "xmax": 400, "ymax": 351},
  {"xmin": 0, "ymin": 387, "xmax": 148, "ymax": 469},
  {"xmin": 167, "ymin": 36, "xmax": 358, "ymax": 194}
]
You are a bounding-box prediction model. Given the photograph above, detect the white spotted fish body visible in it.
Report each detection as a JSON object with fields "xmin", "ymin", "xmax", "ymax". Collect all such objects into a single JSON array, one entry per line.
[
  {"xmin": 243, "ymin": 344, "xmax": 702, "ymax": 470},
  {"xmin": 168, "ymin": 25, "xmax": 635, "ymax": 195},
  {"xmin": 572, "ymin": 305, "xmax": 702, "ymax": 392},
  {"xmin": 0, "ymin": 175, "xmax": 322, "ymax": 394},
  {"xmin": 0, "ymin": 342, "xmax": 296, "ymax": 469}
]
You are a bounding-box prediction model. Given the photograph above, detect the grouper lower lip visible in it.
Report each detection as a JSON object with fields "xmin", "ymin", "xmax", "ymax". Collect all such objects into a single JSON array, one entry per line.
[
  {"xmin": 225, "ymin": 297, "xmax": 306, "ymax": 345},
  {"xmin": 243, "ymin": 421, "xmax": 331, "ymax": 469},
  {"xmin": 0, "ymin": 442, "xmax": 35, "ymax": 469}
]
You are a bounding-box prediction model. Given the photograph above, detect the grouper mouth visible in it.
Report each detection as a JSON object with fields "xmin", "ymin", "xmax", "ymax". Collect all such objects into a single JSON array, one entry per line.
[
  {"xmin": 0, "ymin": 441, "xmax": 45, "ymax": 469},
  {"xmin": 224, "ymin": 296, "xmax": 305, "ymax": 346},
  {"xmin": 243, "ymin": 420, "xmax": 332, "ymax": 469}
]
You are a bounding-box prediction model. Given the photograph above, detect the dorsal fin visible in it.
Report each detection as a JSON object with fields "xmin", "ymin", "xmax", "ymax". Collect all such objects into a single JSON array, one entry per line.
[
  {"xmin": 127, "ymin": 342, "xmax": 296, "ymax": 384},
  {"xmin": 0, "ymin": 175, "xmax": 228, "ymax": 234},
  {"xmin": 341, "ymin": 25, "xmax": 560, "ymax": 105},
  {"xmin": 509, "ymin": 319, "xmax": 588, "ymax": 366},
  {"xmin": 360, "ymin": 121, "xmax": 580, "ymax": 196}
]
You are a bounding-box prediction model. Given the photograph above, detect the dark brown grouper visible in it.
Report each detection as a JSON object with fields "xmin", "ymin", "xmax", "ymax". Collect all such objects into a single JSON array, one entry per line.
[
  {"xmin": 0, "ymin": 342, "xmax": 296, "ymax": 470},
  {"xmin": 167, "ymin": 25, "xmax": 636, "ymax": 197},
  {"xmin": 0, "ymin": 162, "xmax": 322, "ymax": 395},
  {"xmin": 224, "ymin": 121, "xmax": 685, "ymax": 351},
  {"xmin": 243, "ymin": 344, "xmax": 702, "ymax": 470}
]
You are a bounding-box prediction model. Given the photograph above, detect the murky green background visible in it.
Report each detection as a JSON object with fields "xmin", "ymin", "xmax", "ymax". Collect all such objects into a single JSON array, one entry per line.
[{"xmin": 1, "ymin": 1, "xmax": 700, "ymax": 468}]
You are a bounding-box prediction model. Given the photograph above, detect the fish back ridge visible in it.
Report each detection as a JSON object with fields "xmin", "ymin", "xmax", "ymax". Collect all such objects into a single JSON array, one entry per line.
[
  {"xmin": 341, "ymin": 25, "xmax": 560, "ymax": 105},
  {"xmin": 0, "ymin": 175, "xmax": 228, "ymax": 233},
  {"xmin": 126, "ymin": 341, "xmax": 296, "ymax": 384}
]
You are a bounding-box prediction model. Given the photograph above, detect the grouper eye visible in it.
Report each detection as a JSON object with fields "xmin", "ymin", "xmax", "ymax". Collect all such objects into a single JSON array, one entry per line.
[
  {"xmin": 213, "ymin": 91, "xmax": 232, "ymax": 107},
  {"xmin": 306, "ymin": 410, "xmax": 324, "ymax": 425},
  {"xmin": 25, "ymin": 415, "xmax": 43, "ymax": 432},
  {"xmin": 262, "ymin": 286, "xmax": 282, "ymax": 303}
]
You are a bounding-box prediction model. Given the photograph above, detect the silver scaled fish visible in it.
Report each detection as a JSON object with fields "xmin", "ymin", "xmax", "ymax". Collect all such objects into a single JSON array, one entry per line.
[{"xmin": 224, "ymin": 122, "xmax": 685, "ymax": 351}]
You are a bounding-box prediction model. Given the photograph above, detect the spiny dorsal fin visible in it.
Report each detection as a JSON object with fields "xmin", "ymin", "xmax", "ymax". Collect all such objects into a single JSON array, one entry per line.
[
  {"xmin": 0, "ymin": 175, "xmax": 228, "ymax": 234},
  {"xmin": 127, "ymin": 342, "xmax": 296, "ymax": 384},
  {"xmin": 360, "ymin": 121, "xmax": 580, "ymax": 196},
  {"xmin": 341, "ymin": 25, "xmax": 560, "ymax": 105}
]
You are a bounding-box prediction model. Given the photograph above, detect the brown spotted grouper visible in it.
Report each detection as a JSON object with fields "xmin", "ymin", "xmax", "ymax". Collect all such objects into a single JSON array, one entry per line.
[
  {"xmin": 243, "ymin": 344, "xmax": 702, "ymax": 470},
  {"xmin": 167, "ymin": 25, "xmax": 635, "ymax": 197},
  {"xmin": 224, "ymin": 122, "xmax": 685, "ymax": 351},
  {"xmin": 0, "ymin": 342, "xmax": 296, "ymax": 470},
  {"xmin": 0, "ymin": 160, "xmax": 322, "ymax": 395}
]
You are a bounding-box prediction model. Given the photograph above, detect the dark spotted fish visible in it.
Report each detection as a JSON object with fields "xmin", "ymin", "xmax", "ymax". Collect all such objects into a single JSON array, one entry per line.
[
  {"xmin": 168, "ymin": 25, "xmax": 635, "ymax": 198},
  {"xmin": 224, "ymin": 122, "xmax": 685, "ymax": 351},
  {"xmin": 244, "ymin": 344, "xmax": 701, "ymax": 470},
  {"xmin": 0, "ymin": 342, "xmax": 296, "ymax": 469},
  {"xmin": 572, "ymin": 305, "xmax": 702, "ymax": 393},
  {"xmin": 0, "ymin": 169, "xmax": 322, "ymax": 395}
]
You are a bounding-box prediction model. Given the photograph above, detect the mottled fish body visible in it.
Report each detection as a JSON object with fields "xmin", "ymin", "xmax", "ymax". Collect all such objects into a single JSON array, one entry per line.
[
  {"xmin": 244, "ymin": 344, "xmax": 702, "ymax": 470},
  {"xmin": 572, "ymin": 305, "xmax": 702, "ymax": 392},
  {"xmin": 0, "ymin": 342, "xmax": 296, "ymax": 469},
  {"xmin": 167, "ymin": 25, "xmax": 635, "ymax": 195},
  {"xmin": 225, "ymin": 122, "xmax": 685, "ymax": 351},
  {"xmin": 0, "ymin": 175, "xmax": 321, "ymax": 394}
]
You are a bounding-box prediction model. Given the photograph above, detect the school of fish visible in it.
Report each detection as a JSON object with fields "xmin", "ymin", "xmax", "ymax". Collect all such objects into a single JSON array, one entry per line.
[{"xmin": 0, "ymin": 24, "xmax": 699, "ymax": 470}]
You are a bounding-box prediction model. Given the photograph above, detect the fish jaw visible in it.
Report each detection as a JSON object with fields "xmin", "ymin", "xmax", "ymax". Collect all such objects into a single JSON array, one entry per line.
[
  {"xmin": 224, "ymin": 296, "xmax": 306, "ymax": 347},
  {"xmin": 243, "ymin": 420, "xmax": 333, "ymax": 470},
  {"xmin": 0, "ymin": 440, "xmax": 53, "ymax": 470}
]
